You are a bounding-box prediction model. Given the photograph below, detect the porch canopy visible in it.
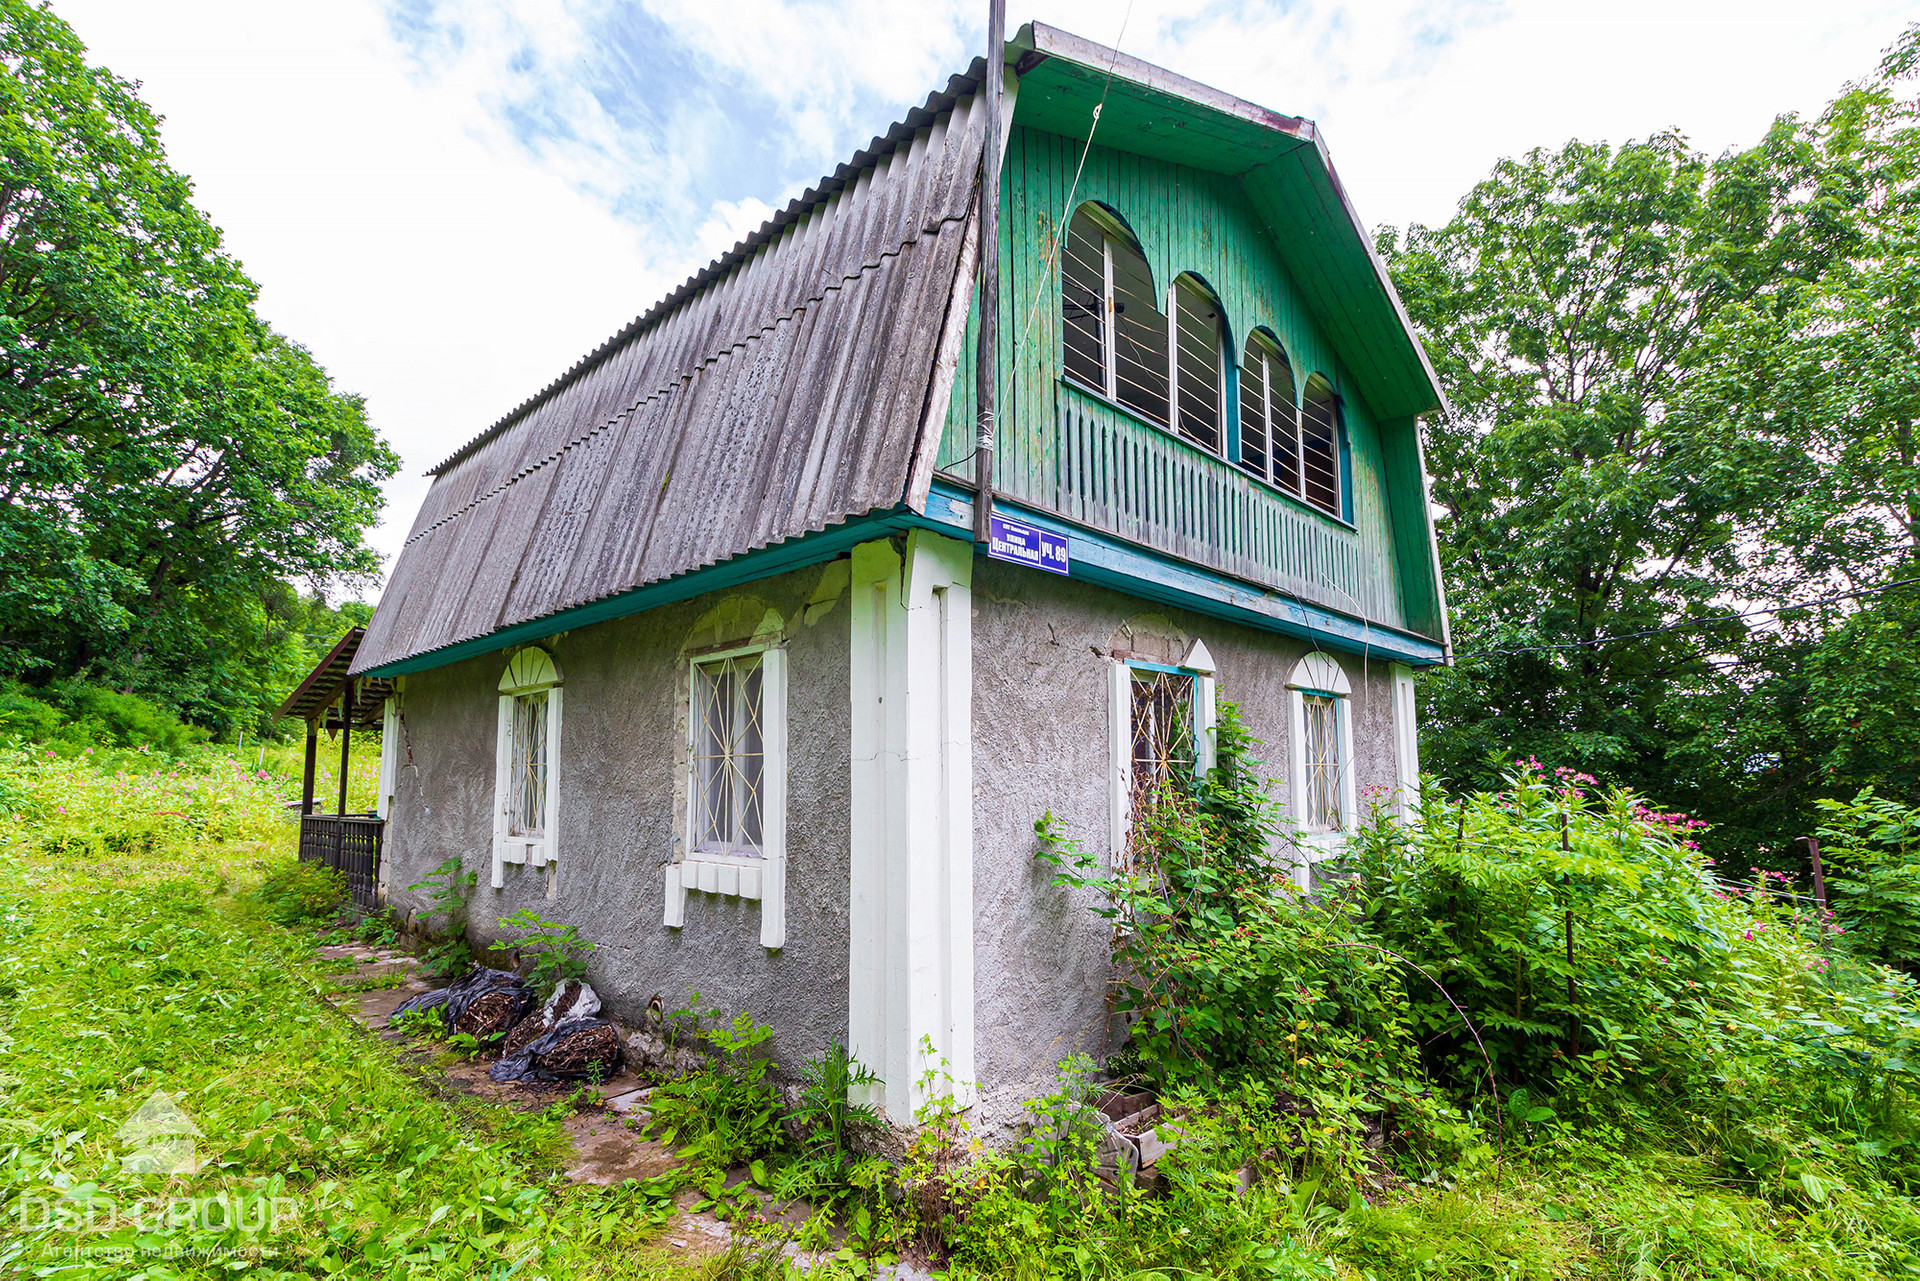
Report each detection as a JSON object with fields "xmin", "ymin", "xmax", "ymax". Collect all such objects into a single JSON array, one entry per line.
[
  {"xmin": 278, "ymin": 628, "xmax": 391, "ymax": 731},
  {"xmin": 277, "ymin": 627, "xmax": 392, "ymax": 911}
]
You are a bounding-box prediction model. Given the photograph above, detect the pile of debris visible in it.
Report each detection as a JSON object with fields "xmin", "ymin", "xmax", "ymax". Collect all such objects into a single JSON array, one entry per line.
[{"xmin": 389, "ymin": 969, "xmax": 623, "ymax": 1083}]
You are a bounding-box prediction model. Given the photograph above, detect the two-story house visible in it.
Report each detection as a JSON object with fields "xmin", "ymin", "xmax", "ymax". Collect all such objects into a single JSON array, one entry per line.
[{"xmin": 340, "ymin": 23, "xmax": 1451, "ymax": 1126}]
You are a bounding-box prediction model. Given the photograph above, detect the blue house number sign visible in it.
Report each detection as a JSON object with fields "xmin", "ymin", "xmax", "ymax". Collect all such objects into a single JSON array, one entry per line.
[{"xmin": 986, "ymin": 513, "xmax": 1070, "ymax": 576}]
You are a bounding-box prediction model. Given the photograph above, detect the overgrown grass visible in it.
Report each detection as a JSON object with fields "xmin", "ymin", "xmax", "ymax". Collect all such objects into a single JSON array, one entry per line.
[
  {"xmin": 0, "ymin": 748, "xmax": 689, "ymax": 1278},
  {"xmin": 3, "ymin": 742, "xmax": 1917, "ymax": 1279}
]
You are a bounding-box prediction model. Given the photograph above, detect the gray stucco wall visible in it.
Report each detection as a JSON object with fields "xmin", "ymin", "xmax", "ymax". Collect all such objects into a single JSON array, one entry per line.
[
  {"xmin": 967, "ymin": 559, "xmax": 1401, "ymax": 1118},
  {"xmin": 380, "ymin": 549, "xmax": 1405, "ymax": 1109},
  {"xmin": 381, "ymin": 561, "xmax": 854, "ymax": 1070}
]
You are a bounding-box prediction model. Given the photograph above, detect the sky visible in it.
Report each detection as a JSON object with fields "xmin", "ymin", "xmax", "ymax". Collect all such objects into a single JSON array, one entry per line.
[{"xmin": 50, "ymin": 0, "xmax": 1920, "ymax": 597}]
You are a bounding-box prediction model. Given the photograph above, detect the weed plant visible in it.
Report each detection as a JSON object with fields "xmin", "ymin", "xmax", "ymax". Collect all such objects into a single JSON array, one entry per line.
[{"xmin": 498, "ymin": 906, "xmax": 595, "ymax": 994}]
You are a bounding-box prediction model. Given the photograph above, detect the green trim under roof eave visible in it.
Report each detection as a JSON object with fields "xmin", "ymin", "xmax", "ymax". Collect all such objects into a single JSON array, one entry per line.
[
  {"xmin": 354, "ymin": 519, "xmax": 903, "ymax": 679},
  {"xmin": 357, "ymin": 488, "xmax": 1446, "ymax": 681}
]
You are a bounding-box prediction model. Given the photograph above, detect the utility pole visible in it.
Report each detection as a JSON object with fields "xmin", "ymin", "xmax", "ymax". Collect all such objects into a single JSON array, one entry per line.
[{"xmin": 972, "ymin": 0, "xmax": 1004, "ymax": 545}]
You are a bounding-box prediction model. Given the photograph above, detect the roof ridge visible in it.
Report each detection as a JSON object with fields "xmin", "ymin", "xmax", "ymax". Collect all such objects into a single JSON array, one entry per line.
[{"xmin": 426, "ymin": 58, "xmax": 989, "ymax": 478}]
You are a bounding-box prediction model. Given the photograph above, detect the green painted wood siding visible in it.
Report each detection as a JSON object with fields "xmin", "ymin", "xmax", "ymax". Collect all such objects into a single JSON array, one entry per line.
[{"xmin": 940, "ymin": 125, "xmax": 1431, "ymax": 638}]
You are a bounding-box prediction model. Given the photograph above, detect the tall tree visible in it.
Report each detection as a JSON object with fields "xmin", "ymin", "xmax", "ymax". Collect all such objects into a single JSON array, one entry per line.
[
  {"xmin": 0, "ymin": 0, "xmax": 395, "ymax": 732},
  {"xmin": 1384, "ymin": 27, "xmax": 1920, "ymax": 862}
]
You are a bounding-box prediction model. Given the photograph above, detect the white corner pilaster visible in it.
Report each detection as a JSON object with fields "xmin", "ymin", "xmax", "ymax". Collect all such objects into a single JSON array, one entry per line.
[{"xmin": 848, "ymin": 531, "xmax": 974, "ymax": 1122}]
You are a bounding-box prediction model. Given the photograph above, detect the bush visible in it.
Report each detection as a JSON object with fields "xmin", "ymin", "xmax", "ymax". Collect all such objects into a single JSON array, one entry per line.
[
  {"xmin": 644, "ymin": 1008, "xmax": 783, "ymax": 1166},
  {"xmin": 0, "ymin": 678, "xmax": 207, "ymax": 754},
  {"xmin": 1339, "ymin": 762, "xmax": 1920, "ymax": 1216},
  {"xmin": 1035, "ymin": 706, "xmax": 1462, "ymax": 1174},
  {"xmin": 1819, "ymin": 787, "xmax": 1920, "ymax": 973},
  {"xmin": 497, "ymin": 907, "xmax": 594, "ymax": 993},
  {"xmin": 256, "ymin": 859, "xmax": 346, "ymax": 924},
  {"xmin": 0, "ymin": 683, "xmax": 63, "ymax": 743}
]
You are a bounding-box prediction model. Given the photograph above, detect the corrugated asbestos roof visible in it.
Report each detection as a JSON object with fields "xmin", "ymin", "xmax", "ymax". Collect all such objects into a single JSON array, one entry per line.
[{"xmin": 351, "ymin": 63, "xmax": 992, "ymax": 674}]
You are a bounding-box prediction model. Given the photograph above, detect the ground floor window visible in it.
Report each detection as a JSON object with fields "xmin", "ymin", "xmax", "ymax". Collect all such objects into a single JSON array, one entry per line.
[
  {"xmin": 1300, "ymin": 691, "xmax": 1342, "ymax": 832},
  {"xmin": 1110, "ymin": 641, "xmax": 1216, "ymax": 866},
  {"xmin": 508, "ymin": 688, "xmax": 549, "ymax": 838},
  {"xmin": 1286, "ymin": 651, "xmax": 1354, "ymax": 888},
  {"xmin": 493, "ymin": 647, "xmax": 562, "ymax": 892},
  {"xmin": 691, "ymin": 652, "xmax": 766, "ymax": 857},
  {"xmin": 665, "ymin": 639, "xmax": 788, "ymax": 948}
]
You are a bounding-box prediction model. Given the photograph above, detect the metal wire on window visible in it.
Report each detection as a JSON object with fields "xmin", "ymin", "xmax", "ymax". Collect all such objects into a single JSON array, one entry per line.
[
  {"xmin": 1129, "ymin": 667, "xmax": 1195, "ymax": 820},
  {"xmin": 1302, "ymin": 692, "xmax": 1341, "ymax": 832},
  {"xmin": 1301, "ymin": 380, "xmax": 1341, "ymax": 516},
  {"xmin": 508, "ymin": 690, "xmax": 547, "ymax": 837},
  {"xmin": 692, "ymin": 654, "xmax": 766, "ymax": 857}
]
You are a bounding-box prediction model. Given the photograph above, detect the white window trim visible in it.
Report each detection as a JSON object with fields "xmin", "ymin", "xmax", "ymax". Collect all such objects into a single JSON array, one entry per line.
[
  {"xmin": 663, "ymin": 639, "xmax": 788, "ymax": 949},
  {"xmin": 1391, "ymin": 663, "xmax": 1421, "ymax": 823},
  {"xmin": 1167, "ymin": 276, "xmax": 1226, "ymax": 456},
  {"xmin": 492, "ymin": 647, "xmax": 563, "ymax": 894},
  {"xmin": 1241, "ymin": 334, "xmax": 1303, "ymax": 496},
  {"xmin": 1108, "ymin": 639, "xmax": 1218, "ymax": 864},
  {"xmin": 1286, "ymin": 651, "xmax": 1355, "ymax": 890},
  {"xmin": 377, "ymin": 693, "xmax": 399, "ymax": 821}
]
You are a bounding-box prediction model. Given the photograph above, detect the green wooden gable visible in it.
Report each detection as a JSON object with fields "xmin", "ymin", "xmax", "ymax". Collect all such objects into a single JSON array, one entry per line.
[{"xmin": 936, "ymin": 22, "xmax": 1451, "ymax": 652}]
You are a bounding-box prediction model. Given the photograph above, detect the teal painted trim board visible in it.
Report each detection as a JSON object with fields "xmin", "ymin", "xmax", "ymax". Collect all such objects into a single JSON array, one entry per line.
[
  {"xmin": 917, "ymin": 481, "xmax": 1445, "ymax": 666},
  {"xmin": 359, "ymin": 486, "xmax": 1444, "ymax": 681},
  {"xmin": 354, "ymin": 517, "xmax": 918, "ymax": 679}
]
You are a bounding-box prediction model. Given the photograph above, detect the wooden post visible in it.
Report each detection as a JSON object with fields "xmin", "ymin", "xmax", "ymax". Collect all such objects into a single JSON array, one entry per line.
[
  {"xmin": 336, "ymin": 680, "xmax": 354, "ymax": 816},
  {"xmin": 1800, "ymin": 836, "xmax": 1829, "ymax": 912},
  {"xmin": 301, "ymin": 723, "xmax": 319, "ymax": 817},
  {"xmin": 972, "ymin": 0, "xmax": 1004, "ymax": 545}
]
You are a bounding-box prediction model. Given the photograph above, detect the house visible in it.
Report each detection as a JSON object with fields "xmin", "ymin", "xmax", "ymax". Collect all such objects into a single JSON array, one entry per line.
[{"xmin": 327, "ymin": 23, "xmax": 1450, "ymax": 1126}]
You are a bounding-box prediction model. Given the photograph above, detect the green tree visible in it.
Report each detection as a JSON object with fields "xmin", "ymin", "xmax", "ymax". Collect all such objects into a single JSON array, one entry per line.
[
  {"xmin": 0, "ymin": 0, "xmax": 395, "ymax": 734},
  {"xmin": 1384, "ymin": 28, "xmax": 1920, "ymax": 864}
]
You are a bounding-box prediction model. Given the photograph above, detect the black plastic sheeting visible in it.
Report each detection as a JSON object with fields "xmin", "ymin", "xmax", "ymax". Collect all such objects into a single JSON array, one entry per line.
[
  {"xmin": 388, "ymin": 968, "xmax": 533, "ymax": 1044},
  {"xmin": 489, "ymin": 1018, "xmax": 624, "ymax": 1084}
]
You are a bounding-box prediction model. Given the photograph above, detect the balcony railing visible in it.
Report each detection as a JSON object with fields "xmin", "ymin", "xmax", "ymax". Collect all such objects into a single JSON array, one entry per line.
[{"xmin": 298, "ymin": 813, "xmax": 383, "ymax": 913}]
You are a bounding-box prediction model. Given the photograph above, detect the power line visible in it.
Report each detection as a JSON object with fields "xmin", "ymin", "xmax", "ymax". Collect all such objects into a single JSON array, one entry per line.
[{"xmin": 1454, "ymin": 575, "xmax": 1920, "ymax": 659}]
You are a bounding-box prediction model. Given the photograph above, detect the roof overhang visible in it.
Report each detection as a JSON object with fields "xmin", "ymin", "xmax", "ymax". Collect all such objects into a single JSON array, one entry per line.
[
  {"xmin": 1008, "ymin": 22, "xmax": 1446, "ymax": 423},
  {"xmin": 278, "ymin": 628, "xmax": 392, "ymax": 726}
]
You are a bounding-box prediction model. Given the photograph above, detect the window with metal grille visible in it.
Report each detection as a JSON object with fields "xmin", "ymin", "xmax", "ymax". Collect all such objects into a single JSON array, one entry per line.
[
  {"xmin": 507, "ymin": 689, "xmax": 548, "ymax": 838},
  {"xmin": 1301, "ymin": 692, "xmax": 1342, "ymax": 832},
  {"xmin": 1061, "ymin": 205, "xmax": 1169, "ymax": 425},
  {"xmin": 691, "ymin": 653, "xmax": 766, "ymax": 857},
  {"xmin": 1171, "ymin": 277, "xmax": 1224, "ymax": 453},
  {"xmin": 1238, "ymin": 333, "xmax": 1300, "ymax": 495},
  {"xmin": 1301, "ymin": 377, "xmax": 1342, "ymax": 517},
  {"xmin": 1129, "ymin": 667, "xmax": 1195, "ymax": 817}
]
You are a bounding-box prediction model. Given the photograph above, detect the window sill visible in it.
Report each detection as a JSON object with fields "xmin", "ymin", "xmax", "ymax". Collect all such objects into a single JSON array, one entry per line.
[
  {"xmin": 1057, "ymin": 378, "xmax": 1357, "ymax": 533},
  {"xmin": 671, "ymin": 857, "xmax": 765, "ymax": 900}
]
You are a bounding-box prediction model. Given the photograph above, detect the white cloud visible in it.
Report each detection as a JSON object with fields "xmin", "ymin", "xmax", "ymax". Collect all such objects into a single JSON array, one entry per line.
[{"xmin": 42, "ymin": 0, "xmax": 1918, "ymax": 598}]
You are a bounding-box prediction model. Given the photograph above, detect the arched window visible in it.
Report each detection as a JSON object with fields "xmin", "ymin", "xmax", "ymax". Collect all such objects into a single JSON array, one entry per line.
[
  {"xmin": 1170, "ymin": 276, "xmax": 1225, "ymax": 453},
  {"xmin": 1300, "ymin": 376, "xmax": 1343, "ymax": 518},
  {"xmin": 1061, "ymin": 204, "xmax": 1168, "ymax": 424},
  {"xmin": 493, "ymin": 646, "xmax": 562, "ymax": 891},
  {"xmin": 1238, "ymin": 331, "xmax": 1299, "ymax": 495},
  {"xmin": 1286, "ymin": 650, "xmax": 1354, "ymax": 890}
]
